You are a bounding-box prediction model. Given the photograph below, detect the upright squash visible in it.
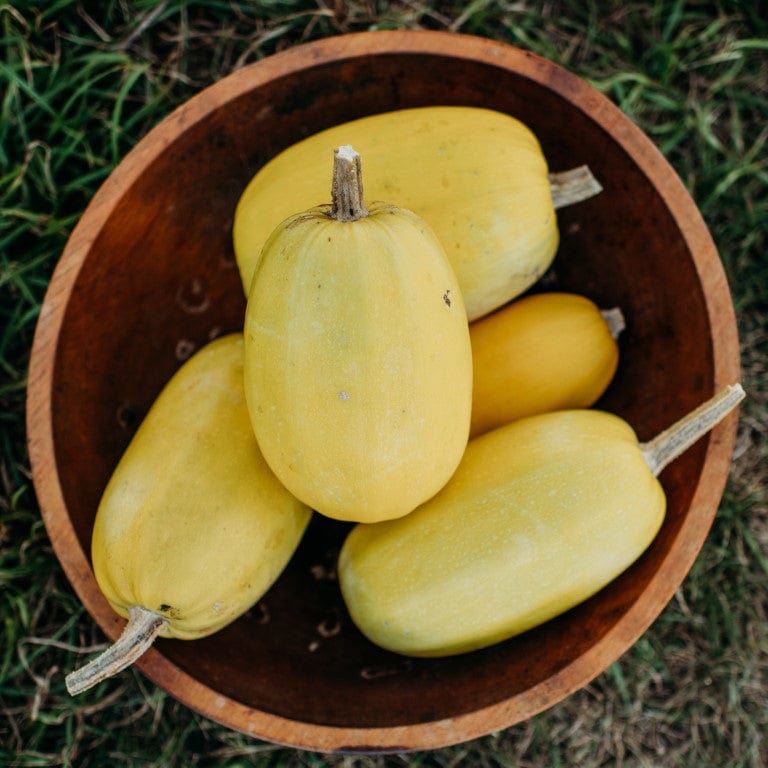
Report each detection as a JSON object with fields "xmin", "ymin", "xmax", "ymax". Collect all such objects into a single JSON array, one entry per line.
[
  {"xmin": 66, "ymin": 335, "xmax": 312, "ymax": 695},
  {"xmin": 234, "ymin": 106, "xmax": 601, "ymax": 321},
  {"xmin": 338, "ymin": 385, "xmax": 744, "ymax": 657},
  {"xmin": 243, "ymin": 145, "xmax": 473, "ymax": 523}
]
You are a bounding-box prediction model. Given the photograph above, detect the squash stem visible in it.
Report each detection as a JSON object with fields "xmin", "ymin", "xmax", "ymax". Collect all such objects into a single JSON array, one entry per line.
[
  {"xmin": 65, "ymin": 606, "xmax": 167, "ymax": 696},
  {"xmin": 600, "ymin": 307, "xmax": 626, "ymax": 340},
  {"xmin": 640, "ymin": 384, "xmax": 745, "ymax": 477},
  {"xmin": 331, "ymin": 145, "xmax": 369, "ymax": 222},
  {"xmin": 549, "ymin": 165, "xmax": 603, "ymax": 209}
]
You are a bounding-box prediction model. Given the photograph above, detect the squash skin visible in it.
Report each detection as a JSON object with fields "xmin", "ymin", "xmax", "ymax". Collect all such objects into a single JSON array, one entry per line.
[
  {"xmin": 243, "ymin": 202, "xmax": 473, "ymax": 524},
  {"xmin": 469, "ymin": 292, "xmax": 620, "ymax": 436},
  {"xmin": 91, "ymin": 334, "xmax": 312, "ymax": 641},
  {"xmin": 233, "ymin": 106, "xmax": 558, "ymax": 321},
  {"xmin": 337, "ymin": 409, "xmax": 666, "ymax": 657}
]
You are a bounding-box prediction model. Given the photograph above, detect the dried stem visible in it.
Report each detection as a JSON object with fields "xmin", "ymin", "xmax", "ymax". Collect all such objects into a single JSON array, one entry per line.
[
  {"xmin": 640, "ymin": 384, "xmax": 745, "ymax": 477},
  {"xmin": 330, "ymin": 144, "xmax": 368, "ymax": 222},
  {"xmin": 65, "ymin": 606, "xmax": 167, "ymax": 696},
  {"xmin": 549, "ymin": 165, "xmax": 603, "ymax": 209},
  {"xmin": 601, "ymin": 307, "xmax": 626, "ymax": 340}
]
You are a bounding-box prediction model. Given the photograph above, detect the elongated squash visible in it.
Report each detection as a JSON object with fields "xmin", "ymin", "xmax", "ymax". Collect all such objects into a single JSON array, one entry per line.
[
  {"xmin": 470, "ymin": 292, "xmax": 624, "ymax": 437},
  {"xmin": 66, "ymin": 334, "xmax": 312, "ymax": 695},
  {"xmin": 243, "ymin": 146, "xmax": 473, "ymax": 523},
  {"xmin": 234, "ymin": 106, "xmax": 600, "ymax": 321},
  {"xmin": 338, "ymin": 385, "xmax": 744, "ymax": 657}
]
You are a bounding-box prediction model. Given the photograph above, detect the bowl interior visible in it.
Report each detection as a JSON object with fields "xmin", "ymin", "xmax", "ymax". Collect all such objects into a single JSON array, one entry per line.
[{"xmin": 38, "ymin": 35, "xmax": 735, "ymax": 745}]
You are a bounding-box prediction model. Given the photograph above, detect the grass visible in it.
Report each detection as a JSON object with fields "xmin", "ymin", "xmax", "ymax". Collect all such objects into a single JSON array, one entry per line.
[{"xmin": 1, "ymin": 1, "xmax": 766, "ymax": 766}]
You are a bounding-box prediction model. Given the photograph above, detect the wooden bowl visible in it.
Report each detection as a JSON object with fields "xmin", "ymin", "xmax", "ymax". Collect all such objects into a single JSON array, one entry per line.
[{"xmin": 27, "ymin": 31, "xmax": 740, "ymax": 752}]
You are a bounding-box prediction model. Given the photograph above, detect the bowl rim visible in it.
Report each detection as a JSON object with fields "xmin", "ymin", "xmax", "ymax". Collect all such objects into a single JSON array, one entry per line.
[{"xmin": 26, "ymin": 29, "xmax": 741, "ymax": 752}]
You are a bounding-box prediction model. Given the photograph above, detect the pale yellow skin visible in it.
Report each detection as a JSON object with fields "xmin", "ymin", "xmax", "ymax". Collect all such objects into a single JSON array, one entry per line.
[
  {"xmin": 233, "ymin": 106, "xmax": 558, "ymax": 321},
  {"xmin": 469, "ymin": 292, "xmax": 619, "ymax": 436},
  {"xmin": 338, "ymin": 409, "xmax": 666, "ymax": 657},
  {"xmin": 243, "ymin": 203, "xmax": 473, "ymax": 524},
  {"xmin": 92, "ymin": 334, "xmax": 312, "ymax": 640}
]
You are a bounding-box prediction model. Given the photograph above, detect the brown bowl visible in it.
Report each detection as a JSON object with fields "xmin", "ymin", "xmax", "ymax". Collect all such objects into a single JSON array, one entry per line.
[{"xmin": 27, "ymin": 30, "xmax": 740, "ymax": 752}]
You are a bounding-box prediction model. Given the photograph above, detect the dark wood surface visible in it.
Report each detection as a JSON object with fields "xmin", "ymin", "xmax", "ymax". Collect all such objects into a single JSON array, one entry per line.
[{"xmin": 26, "ymin": 30, "xmax": 741, "ymax": 752}]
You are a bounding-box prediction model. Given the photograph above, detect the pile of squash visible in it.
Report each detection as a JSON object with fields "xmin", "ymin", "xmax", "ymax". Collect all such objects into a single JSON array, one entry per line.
[{"xmin": 66, "ymin": 107, "xmax": 743, "ymax": 695}]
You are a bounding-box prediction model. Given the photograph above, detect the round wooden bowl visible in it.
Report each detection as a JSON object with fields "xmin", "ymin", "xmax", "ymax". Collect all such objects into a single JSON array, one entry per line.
[{"xmin": 27, "ymin": 31, "xmax": 740, "ymax": 752}]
